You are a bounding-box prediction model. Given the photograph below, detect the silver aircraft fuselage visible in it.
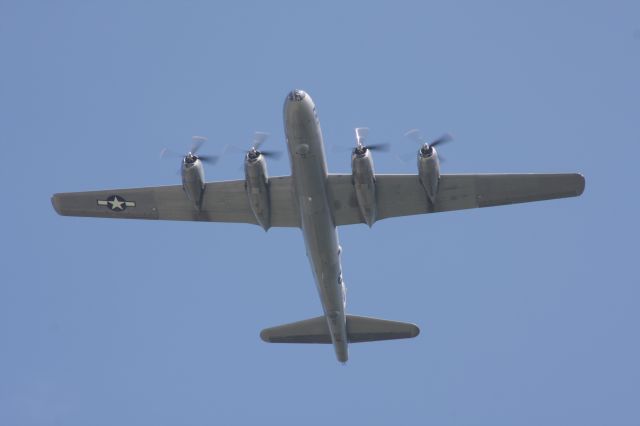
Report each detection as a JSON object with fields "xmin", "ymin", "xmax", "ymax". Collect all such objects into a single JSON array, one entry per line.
[{"xmin": 283, "ymin": 90, "xmax": 348, "ymax": 362}]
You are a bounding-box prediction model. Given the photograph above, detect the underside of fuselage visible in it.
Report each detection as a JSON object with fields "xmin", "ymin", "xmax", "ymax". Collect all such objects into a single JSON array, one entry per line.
[{"xmin": 283, "ymin": 90, "xmax": 349, "ymax": 362}]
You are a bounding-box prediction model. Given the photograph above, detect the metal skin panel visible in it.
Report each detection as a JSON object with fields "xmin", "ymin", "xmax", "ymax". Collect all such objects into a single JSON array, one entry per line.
[
  {"xmin": 244, "ymin": 156, "xmax": 271, "ymax": 230},
  {"xmin": 351, "ymin": 149, "xmax": 377, "ymax": 227},
  {"xmin": 260, "ymin": 315, "xmax": 420, "ymax": 344},
  {"xmin": 327, "ymin": 173, "xmax": 585, "ymax": 226},
  {"xmin": 261, "ymin": 316, "xmax": 333, "ymax": 344},
  {"xmin": 418, "ymin": 149, "xmax": 440, "ymax": 203},
  {"xmin": 181, "ymin": 158, "xmax": 205, "ymax": 209},
  {"xmin": 52, "ymin": 177, "xmax": 300, "ymax": 227},
  {"xmin": 283, "ymin": 90, "xmax": 349, "ymax": 362}
]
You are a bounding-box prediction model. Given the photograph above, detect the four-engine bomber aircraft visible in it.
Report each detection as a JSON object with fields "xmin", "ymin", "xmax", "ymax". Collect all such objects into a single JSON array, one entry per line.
[{"xmin": 52, "ymin": 90, "xmax": 585, "ymax": 362}]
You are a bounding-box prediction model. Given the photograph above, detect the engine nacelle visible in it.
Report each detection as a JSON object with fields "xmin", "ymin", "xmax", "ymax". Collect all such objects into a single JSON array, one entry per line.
[
  {"xmin": 417, "ymin": 145, "xmax": 441, "ymax": 203},
  {"xmin": 245, "ymin": 153, "xmax": 271, "ymax": 230},
  {"xmin": 181, "ymin": 156, "xmax": 205, "ymax": 209},
  {"xmin": 352, "ymin": 148, "xmax": 377, "ymax": 227}
]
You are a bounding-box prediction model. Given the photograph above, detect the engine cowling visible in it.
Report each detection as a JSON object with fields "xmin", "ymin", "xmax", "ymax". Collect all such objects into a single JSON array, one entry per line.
[
  {"xmin": 245, "ymin": 152, "xmax": 271, "ymax": 230},
  {"xmin": 417, "ymin": 144, "xmax": 440, "ymax": 203},
  {"xmin": 352, "ymin": 147, "xmax": 377, "ymax": 227},
  {"xmin": 181, "ymin": 154, "xmax": 205, "ymax": 209}
]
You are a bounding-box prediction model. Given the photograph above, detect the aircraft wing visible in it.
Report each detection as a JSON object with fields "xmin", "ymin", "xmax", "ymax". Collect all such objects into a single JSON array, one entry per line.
[
  {"xmin": 51, "ymin": 176, "xmax": 300, "ymax": 227},
  {"xmin": 327, "ymin": 173, "xmax": 585, "ymax": 226}
]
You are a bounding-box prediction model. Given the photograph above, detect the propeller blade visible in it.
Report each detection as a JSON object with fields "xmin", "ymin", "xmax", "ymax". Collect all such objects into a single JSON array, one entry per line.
[
  {"xmin": 397, "ymin": 152, "xmax": 416, "ymax": 163},
  {"xmin": 403, "ymin": 129, "xmax": 452, "ymax": 163},
  {"xmin": 367, "ymin": 143, "xmax": 391, "ymax": 152},
  {"xmin": 160, "ymin": 148, "xmax": 183, "ymax": 159},
  {"xmin": 355, "ymin": 127, "xmax": 369, "ymax": 147},
  {"xmin": 190, "ymin": 136, "xmax": 207, "ymax": 154},
  {"xmin": 252, "ymin": 131, "xmax": 270, "ymax": 150},
  {"xmin": 260, "ymin": 150, "xmax": 283, "ymax": 160},
  {"xmin": 404, "ymin": 129, "xmax": 424, "ymax": 144},
  {"xmin": 222, "ymin": 144, "xmax": 247, "ymax": 156},
  {"xmin": 430, "ymin": 133, "xmax": 453, "ymax": 147},
  {"xmin": 198, "ymin": 155, "xmax": 219, "ymax": 165}
]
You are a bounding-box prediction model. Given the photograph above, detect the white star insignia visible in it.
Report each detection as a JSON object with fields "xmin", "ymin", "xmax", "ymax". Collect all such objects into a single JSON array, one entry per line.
[
  {"xmin": 97, "ymin": 195, "xmax": 135, "ymax": 211},
  {"xmin": 109, "ymin": 196, "xmax": 125, "ymax": 210}
]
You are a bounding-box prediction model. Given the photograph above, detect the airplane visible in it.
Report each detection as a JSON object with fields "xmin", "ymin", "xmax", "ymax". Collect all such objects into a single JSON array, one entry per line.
[{"xmin": 51, "ymin": 90, "xmax": 585, "ymax": 363}]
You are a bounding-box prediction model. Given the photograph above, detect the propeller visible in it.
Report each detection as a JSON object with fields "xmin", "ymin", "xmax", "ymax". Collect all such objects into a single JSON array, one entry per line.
[
  {"xmin": 404, "ymin": 129, "xmax": 453, "ymax": 158},
  {"xmin": 244, "ymin": 131, "xmax": 283, "ymax": 161},
  {"xmin": 160, "ymin": 136, "xmax": 219, "ymax": 165},
  {"xmin": 353, "ymin": 127, "xmax": 390, "ymax": 155}
]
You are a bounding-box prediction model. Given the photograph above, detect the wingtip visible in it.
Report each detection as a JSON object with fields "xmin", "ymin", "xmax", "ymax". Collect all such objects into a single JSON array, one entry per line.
[
  {"xmin": 259, "ymin": 329, "xmax": 271, "ymax": 343},
  {"xmin": 410, "ymin": 324, "xmax": 420, "ymax": 338},
  {"xmin": 51, "ymin": 194, "xmax": 64, "ymax": 216},
  {"xmin": 575, "ymin": 173, "xmax": 586, "ymax": 196}
]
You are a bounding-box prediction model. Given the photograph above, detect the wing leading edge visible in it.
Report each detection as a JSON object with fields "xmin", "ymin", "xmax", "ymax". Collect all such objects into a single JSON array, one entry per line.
[
  {"xmin": 328, "ymin": 173, "xmax": 585, "ymax": 226},
  {"xmin": 51, "ymin": 176, "xmax": 300, "ymax": 227}
]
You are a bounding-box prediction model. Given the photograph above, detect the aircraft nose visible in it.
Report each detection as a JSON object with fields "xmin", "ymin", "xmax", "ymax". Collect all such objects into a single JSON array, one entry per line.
[{"xmin": 287, "ymin": 89, "xmax": 307, "ymax": 102}]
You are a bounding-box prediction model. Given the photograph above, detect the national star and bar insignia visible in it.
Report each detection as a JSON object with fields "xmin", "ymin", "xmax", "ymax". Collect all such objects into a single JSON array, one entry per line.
[{"xmin": 97, "ymin": 195, "xmax": 136, "ymax": 211}]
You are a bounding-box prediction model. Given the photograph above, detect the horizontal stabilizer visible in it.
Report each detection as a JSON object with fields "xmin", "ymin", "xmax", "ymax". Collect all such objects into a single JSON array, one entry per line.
[
  {"xmin": 347, "ymin": 315, "xmax": 420, "ymax": 342},
  {"xmin": 260, "ymin": 315, "xmax": 420, "ymax": 344},
  {"xmin": 261, "ymin": 316, "xmax": 331, "ymax": 343}
]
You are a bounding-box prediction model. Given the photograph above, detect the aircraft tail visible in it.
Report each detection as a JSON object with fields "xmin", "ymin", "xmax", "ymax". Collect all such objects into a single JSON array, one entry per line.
[{"xmin": 260, "ymin": 315, "xmax": 419, "ymax": 344}]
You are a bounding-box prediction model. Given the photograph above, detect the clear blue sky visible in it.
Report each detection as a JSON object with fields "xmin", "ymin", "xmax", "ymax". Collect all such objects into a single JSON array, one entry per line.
[{"xmin": 1, "ymin": 1, "xmax": 639, "ymax": 425}]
